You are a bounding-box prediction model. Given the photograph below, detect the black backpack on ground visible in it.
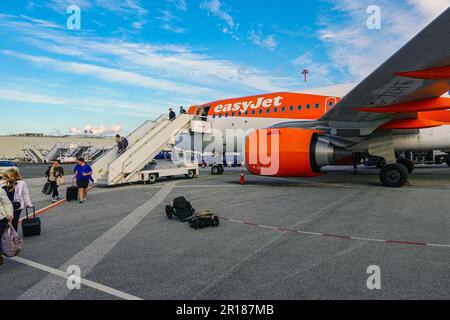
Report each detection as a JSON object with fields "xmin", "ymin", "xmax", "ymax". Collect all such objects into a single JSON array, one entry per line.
[{"xmin": 166, "ymin": 197, "xmax": 195, "ymax": 222}]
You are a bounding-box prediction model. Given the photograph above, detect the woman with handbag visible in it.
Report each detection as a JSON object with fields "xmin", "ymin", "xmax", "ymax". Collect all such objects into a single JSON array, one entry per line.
[
  {"xmin": 48, "ymin": 160, "xmax": 65, "ymax": 203},
  {"xmin": 2, "ymin": 169, "xmax": 33, "ymax": 233},
  {"xmin": 0, "ymin": 188, "xmax": 14, "ymax": 265}
]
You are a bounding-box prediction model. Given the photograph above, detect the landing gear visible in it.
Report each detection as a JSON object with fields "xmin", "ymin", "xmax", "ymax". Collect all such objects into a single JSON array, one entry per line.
[
  {"xmin": 379, "ymin": 163, "xmax": 409, "ymax": 188},
  {"xmin": 397, "ymin": 158, "xmax": 414, "ymax": 174}
]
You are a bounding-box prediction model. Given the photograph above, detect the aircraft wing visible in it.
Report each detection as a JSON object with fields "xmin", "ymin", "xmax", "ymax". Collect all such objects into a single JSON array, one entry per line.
[{"xmin": 319, "ymin": 7, "xmax": 450, "ymax": 135}]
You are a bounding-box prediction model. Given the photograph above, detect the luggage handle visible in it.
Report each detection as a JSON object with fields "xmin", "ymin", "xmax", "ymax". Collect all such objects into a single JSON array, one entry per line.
[{"xmin": 25, "ymin": 206, "xmax": 36, "ymax": 220}]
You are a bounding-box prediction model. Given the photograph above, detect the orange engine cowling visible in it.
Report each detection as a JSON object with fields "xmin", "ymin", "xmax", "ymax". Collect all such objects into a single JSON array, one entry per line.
[{"xmin": 245, "ymin": 128, "xmax": 321, "ymax": 177}]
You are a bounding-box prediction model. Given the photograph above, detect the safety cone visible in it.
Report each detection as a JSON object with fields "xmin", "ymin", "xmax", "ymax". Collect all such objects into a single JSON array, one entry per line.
[{"xmin": 240, "ymin": 171, "xmax": 246, "ymax": 185}]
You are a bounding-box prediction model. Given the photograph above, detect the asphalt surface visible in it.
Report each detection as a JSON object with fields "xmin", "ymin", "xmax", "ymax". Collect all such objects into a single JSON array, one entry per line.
[
  {"xmin": 1, "ymin": 165, "xmax": 450, "ymax": 300},
  {"xmin": 16, "ymin": 163, "xmax": 79, "ymax": 179}
]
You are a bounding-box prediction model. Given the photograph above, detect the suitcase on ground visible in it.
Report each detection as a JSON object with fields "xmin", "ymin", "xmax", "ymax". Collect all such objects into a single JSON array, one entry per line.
[
  {"xmin": 66, "ymin": 186, "xmax": 78, "ymax": 202},
  {"xmin": 22, "ymin": 206, "xmax": 41, "ymax": 238},
  {"xmin": 42, "ymin": 181, "xmax": 52, "ymax": 195}
]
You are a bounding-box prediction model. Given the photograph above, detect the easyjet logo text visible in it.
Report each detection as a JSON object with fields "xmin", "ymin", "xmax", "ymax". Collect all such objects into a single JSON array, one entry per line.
[{"xmin": 214, "ymin": 96, "xmax": 283, "ymax": 114}]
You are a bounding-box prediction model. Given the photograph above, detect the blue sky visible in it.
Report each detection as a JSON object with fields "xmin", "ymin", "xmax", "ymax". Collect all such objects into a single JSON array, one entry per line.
[{"xmin": 0, "ymin": 0, "xmax": 448, "ymax": 135}]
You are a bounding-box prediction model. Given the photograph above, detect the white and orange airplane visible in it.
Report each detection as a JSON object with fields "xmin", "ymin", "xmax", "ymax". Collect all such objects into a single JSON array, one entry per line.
[{"xmin": 187, "ymin": 7, "xmax": 450, "ymax": 188}]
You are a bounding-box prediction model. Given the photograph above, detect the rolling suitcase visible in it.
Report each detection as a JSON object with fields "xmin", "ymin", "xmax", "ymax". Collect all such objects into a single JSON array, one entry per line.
[
  {"xmin": 22, "ymin": 206, "xmax": 41, "ymax": 237},
  {"xmin": 66, "ymin": 185, "xmax": 78, "ymax": 202},
  {"xmin": 42, "ymin": 181, "xmax": 52, "ymax": 195}
]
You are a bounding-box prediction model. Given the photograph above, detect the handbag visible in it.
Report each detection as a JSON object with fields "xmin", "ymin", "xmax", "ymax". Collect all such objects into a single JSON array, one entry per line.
[
  {"xmin": 1, "ymin": 223, "xmax": 23, "ymax": 257},
  {"xmin": 56, "ymin": 176, "xmax": 65, "ymax": 186}
]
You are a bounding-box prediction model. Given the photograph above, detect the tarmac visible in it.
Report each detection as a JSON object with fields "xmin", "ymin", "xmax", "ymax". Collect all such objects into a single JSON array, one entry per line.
[{"xmin": 1, "ymin": 165, "xmax": 450, "ymax": 300}]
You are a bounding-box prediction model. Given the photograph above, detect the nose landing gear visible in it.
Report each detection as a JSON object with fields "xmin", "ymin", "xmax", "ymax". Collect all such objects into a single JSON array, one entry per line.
[{"xmin": 379, "ymin": 163, "xmax": 409, "ymax": 188}]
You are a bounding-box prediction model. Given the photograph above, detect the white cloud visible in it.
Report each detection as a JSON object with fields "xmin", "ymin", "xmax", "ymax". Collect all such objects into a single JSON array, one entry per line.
[
  {"xmin": 46, "ymin": 0, "xmax": 147, "ymax": 16},
  {"xmin": 0, "ymin": 15, "xmax": 298, "ymax": 93},
  {"xmin": 157, "ymin": 10, "xmax": 186, "ymax": 33},
  {"xmin": 3, "ymin": 50, "xmax": 213, "ymax": 96},
  {"xmin": 407, "ymin": 0, "xmax": 450, "ymax": 20},
  {"xmin": 166, "ymin": 0, "xmax": 188, "ymax": 11},
  {"xmin": 70, "ymin": 124, "xmax": 122, "ymax": 136},
  {"xmin": 292, "ymin": 52, "xmax": 333, "ymax": 87},
  {"xmin": 0, "ymin": 12, "xmax": 305, "ymax": 123},
  {"xmin": 19, "ymin": 15, "xmax": 63, "ymax": 29},
  {"xmin": 0, "ymin": 88, "xmax": 66, "ymax": 105},
  {"xmin": 0, "ymin": 85, "xmax": 166, "ymax": 118},
  {"xmin": 249, "ymin": 27, "xmax": 278, "ymax": 51},
  {"xmin": 317, "ymin": 0, "xmax": 450, "ymax": 81},
  {"xmin": 200, "ymin": 0, "xmax": 235, "ymax": 29},
  {"xmin": 160, "ymin": 24, "xmax": 187, "ymax": 33}
]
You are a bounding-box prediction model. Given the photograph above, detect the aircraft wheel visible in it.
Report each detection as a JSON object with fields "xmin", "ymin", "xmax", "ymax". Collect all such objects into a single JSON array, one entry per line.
[
  {"xmin": 446, "ymin": 154, "xmax": 450, "ymax": 167},
  {"xmin": 379, "ymin": 163, "xmax": 408, "ymax": 188},
  {"xmin": 397, "ymin": 159, "xmax": 414, "ymax": 174}
]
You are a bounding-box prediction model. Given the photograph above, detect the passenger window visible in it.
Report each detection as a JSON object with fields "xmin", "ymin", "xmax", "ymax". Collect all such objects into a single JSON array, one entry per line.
[
  {"xmin": 290, "ymin": 106, "xmax": 294, "ymax": 111},
  {"xmin": 212, "ymin": 114, "xmax": 216, "ymax": 119},
  {"xmin": 315, "ymin": 103, "xmax": 319, "ymax": 109},
  {"xmin": 232, "ymin": 112, "xmax": 235, "ymax": 117},
  {"xmin": 329, "ymin": 101, "xmax": 334, "ymax": 107},
  {"xmin": 252, "ymin": 110, "xmax": 256, "ymax": 115},
  {"xmin": 266, "ymin": 108, "xmax": 270, "ymax": 114},
  {"xmin": 225, "ymin": 113, "xmax": 228, "ymax": 118},
  {"xmin": 298, "ymin": 105, "xmax": 302, "ymax": 110},
  {"xmin": 245, "ymin": 111, "xmax": 249, "ymax": 116},
  {"xmin": 219, "ymin": 114, "xmax": 222, "ymax": 118},
  {"xmin": 282, "ymin": 107, "xmax": 286, "ymax": 112},
  {"xmin": 306, "ymin": 104, "xmax": 311, "ymax": 110},
  {"xmin": 259, "ymin": 109, "xmax": 263, "ymax": 114},
  {"xmin": 274, "ymin": 108, "xmax": 278, "ymax": 113}
]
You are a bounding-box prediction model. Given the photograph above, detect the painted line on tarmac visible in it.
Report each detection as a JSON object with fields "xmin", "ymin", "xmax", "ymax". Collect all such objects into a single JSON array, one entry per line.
[
  {"xmin": 18, "ymin": 182, "xmax": 178, "ymax": 300},
  {"xmin": 10, "ymin": 256, "xmax": 142, "ymax": 300},
  {"xmin": 220, "ymin": 217, "xmax": 450, "ymax": 249}
]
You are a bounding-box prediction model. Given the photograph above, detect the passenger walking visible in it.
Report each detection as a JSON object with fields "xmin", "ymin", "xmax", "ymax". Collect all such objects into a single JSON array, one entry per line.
[
  {"xmin": 1, "ymin": 169, "xmax": 33, "ymax": 233},
  {"xmin": 115, "ymin": 134, "xmax": 129, "ymax": 154},
  {"xmin": 169, "ymin": 108, "xmax": 177, "ymax": 121},
  {"xmin": 0, "ymin": 188, "xmax": 14, "ymax": 265},
  {"xmin": 180, "ymin": 106, "xmax": 187, "ymax": 115},
  {"xmin": 73, "ymin": 158, "xmax": 93, "ymax": 204},
  {"xmin": 48, "ymin": 160, "xmax": 65, "ymax": 203}
]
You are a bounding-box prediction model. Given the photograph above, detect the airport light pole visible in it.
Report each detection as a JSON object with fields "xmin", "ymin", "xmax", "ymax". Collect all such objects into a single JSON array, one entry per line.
[{"xmin": 301, "ymin": 69, "xmax": 309, "ymax": 88}]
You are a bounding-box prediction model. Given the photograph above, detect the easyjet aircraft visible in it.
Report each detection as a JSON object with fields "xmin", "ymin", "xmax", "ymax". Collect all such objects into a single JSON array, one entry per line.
[{"xmin": 188, "ymin": 7, "xmax": 450, "ymax": 188}]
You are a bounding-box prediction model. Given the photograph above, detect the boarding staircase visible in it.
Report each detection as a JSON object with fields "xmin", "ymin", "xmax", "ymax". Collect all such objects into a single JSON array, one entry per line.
[
  {"xmin": 92, "ymin": 114, "xmax": 210, "ymax": 186},
  {"xmin": 23, "ymin": 144, "xmax": 46, "ymax": 164},
  {"xmin": 44, "ymin": 143, "xmax": 72, "ymax": 163}
]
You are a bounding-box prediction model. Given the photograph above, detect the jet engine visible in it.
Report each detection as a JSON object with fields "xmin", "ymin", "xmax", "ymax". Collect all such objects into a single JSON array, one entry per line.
[{"xmin": 245, "ymin": 128, "xmax": 352, "ymax": 177}]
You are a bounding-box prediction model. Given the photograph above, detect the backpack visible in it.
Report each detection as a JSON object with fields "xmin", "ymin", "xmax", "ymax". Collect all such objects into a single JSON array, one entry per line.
[
  {"xmin": 172, "ymin": 197, "xmax": 195, "ymax": 222},
  {"xmin": 121, "ymin": 137, "xmax": 129, "ymax": 148}
]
